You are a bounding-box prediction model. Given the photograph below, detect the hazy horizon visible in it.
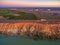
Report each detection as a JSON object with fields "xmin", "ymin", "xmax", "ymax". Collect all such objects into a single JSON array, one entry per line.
[{"xmin": 0, "ymin": 0, "xmax": 60, "ymax": 7}]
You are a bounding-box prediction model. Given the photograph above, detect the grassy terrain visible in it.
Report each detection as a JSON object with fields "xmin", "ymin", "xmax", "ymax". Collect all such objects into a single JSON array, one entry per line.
[
  {"xmin": 0, "ymin": 10, "xmax": 37, "ymax": 20},
  {"xmin": 0, "ymin": 9, "xmax": 60, "ymax": 21}
]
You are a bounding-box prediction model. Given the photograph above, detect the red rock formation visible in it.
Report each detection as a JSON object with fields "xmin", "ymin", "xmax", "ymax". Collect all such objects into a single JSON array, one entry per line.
[{"xmin": 0, "ymin": 22, "xmax": 60, "ymax": 36}]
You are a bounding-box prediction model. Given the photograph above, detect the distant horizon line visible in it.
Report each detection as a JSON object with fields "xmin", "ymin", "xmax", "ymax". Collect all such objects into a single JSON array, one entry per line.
[{"xmin": 0, "ymin": 6, "xmax": 60, "ymax": 8}]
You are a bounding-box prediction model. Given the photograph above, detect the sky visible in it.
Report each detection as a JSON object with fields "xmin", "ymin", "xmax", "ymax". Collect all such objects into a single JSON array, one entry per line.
[{"xmin": 0, "ymin": 0, "xmax": 60, "ymax": 7}]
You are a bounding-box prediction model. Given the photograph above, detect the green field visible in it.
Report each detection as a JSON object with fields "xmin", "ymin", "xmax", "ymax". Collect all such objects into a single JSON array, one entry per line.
[{"xmin": 0, "ymin": 10, "xmax": 37, "ymax": 20}]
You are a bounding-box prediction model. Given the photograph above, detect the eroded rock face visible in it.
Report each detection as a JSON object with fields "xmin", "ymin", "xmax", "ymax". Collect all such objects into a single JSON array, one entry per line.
[
  {"xmin": 0, "ymin": 22, "xmax": 60, "ymax": 34},
  {"xmin": 0, "ymin": 22, "xmax": 60, "ymax": 40}
]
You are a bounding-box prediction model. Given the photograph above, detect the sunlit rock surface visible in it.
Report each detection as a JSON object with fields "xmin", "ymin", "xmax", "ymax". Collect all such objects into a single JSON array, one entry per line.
[
  {"xmin": 0, "ymin": 21, "xmax": 60, "ymax": 40},
  {"xmin": 0, "ymin": 22, "xmax": 60, "ymax": 33}
]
